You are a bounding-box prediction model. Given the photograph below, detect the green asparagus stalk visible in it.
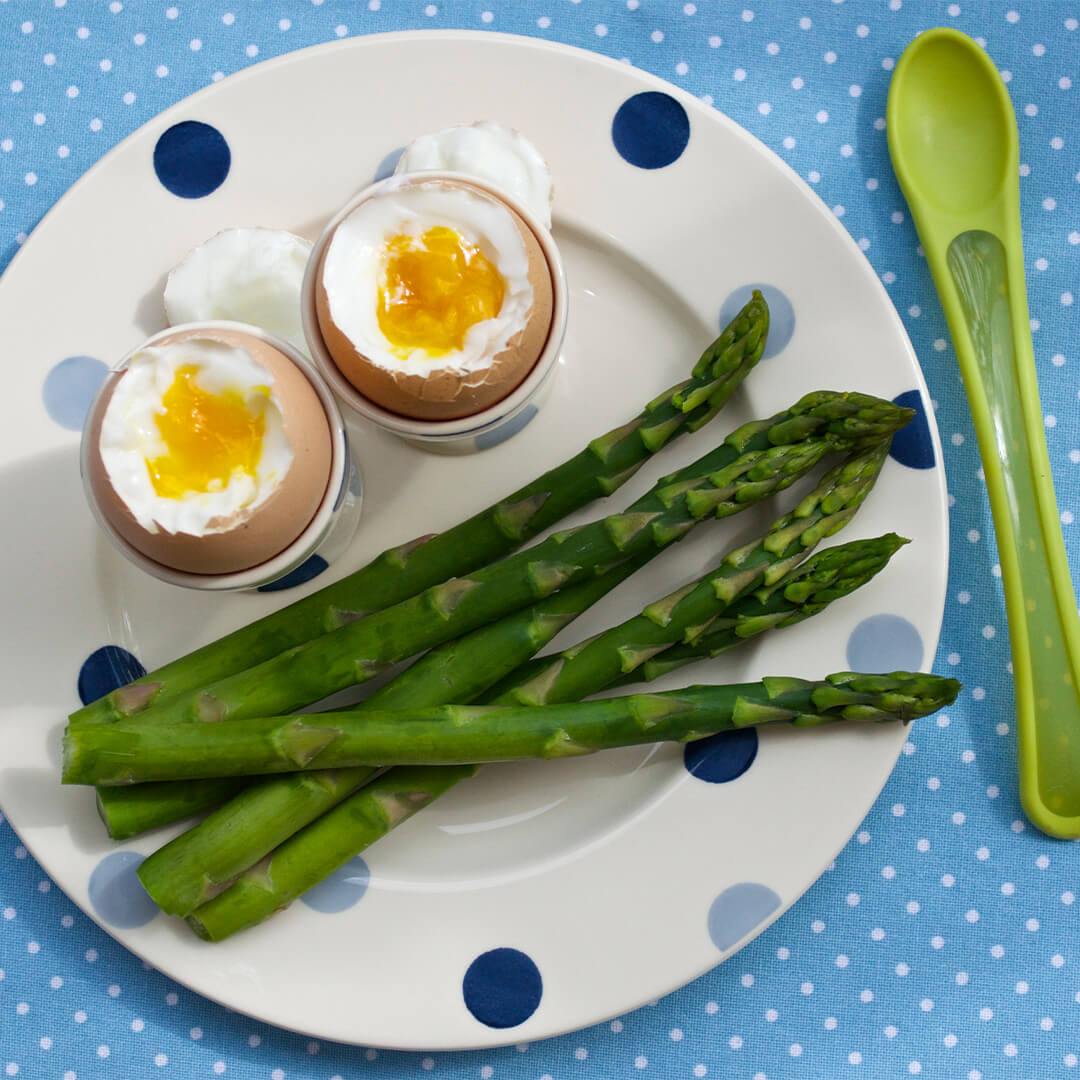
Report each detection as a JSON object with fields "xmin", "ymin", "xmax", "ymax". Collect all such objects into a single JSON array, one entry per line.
[
  {"xmin": 482, "ymin": 443, "xmax": 891, "ymax": 708},
  {"xmin": 71, "ymin": 292, "xmax": 769, "ymax": 727},
  {"xmin": 614, "ymin": 533, "xmax": 911, "ymax": 685},
  {"xmin": 180, "ymin": 670, "xmax": 958, "ymax": 940},
  {"xmin": 63, "ymin": 672, "xmax": 961, "ymax": 785},
  {"xmin": 189, "ymin": 765, "xmax": 478, "ymax": 942},
  {"xmin": 90, "ymin": 391, "xmax": 912, "ymax": 734},
  {"xmin": 135, "ymin": 554, "xmax": 654, "ymax": 914},
  {"xmin": 97, "ymin": 779, "xmax": 249, "ymax": 841}
]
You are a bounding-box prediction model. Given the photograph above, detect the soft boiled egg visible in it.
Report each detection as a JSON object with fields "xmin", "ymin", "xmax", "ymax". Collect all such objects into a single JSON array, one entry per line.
[
  {"xmin": 394, "ymin": 121, "xmax": 554, "ymax": 229},
  {"xmin": 84, "ymin": 326, "xmax": 333, "ymax": 575},
  {"xmin": 314, "ymin": 176, "xmax": 554, "ymax": 421},
  {"xmin": 163, "ymin": 228, "xmax": 313, "ymax": 353}
]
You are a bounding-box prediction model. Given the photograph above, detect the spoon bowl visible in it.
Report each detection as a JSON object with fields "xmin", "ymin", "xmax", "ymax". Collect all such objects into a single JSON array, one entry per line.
[{"xmin": 888, "ymin": 33, "xmax": 1011, "ymax": 215}]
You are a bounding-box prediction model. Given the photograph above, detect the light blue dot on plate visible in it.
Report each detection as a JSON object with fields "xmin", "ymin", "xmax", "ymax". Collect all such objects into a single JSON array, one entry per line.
[
  {"xmin": 612, "ymin": 91, "xmax": 690, "ymax": 170},
  {"xmin": 257, "ymin": 554, "xmax": 329, "ymax": 593},
  {"xmin": 77, "ymin": 645, "xmax": 147, "ymax": 706},
  {"xmin": 42, "ymin": 355, "xmax": 108, "ymax": 431},
  {"xmin": 88, "ymin": 852, "xmax": 157, "ymax": 929},
  {"xmin": 684, "ymin": 728, "xmax": 758, "ymax": 783},
  {"xmin": 846, "ymin": 614, "xmax": 924, "ymax": 672},
  {"xmin": 475, "ymin": 404, "xmax": 539, "ymax": 451},
  {"xmin": 463, "ymin": 948, "xmax": 542, "ymax": 1029},
  {"xmin": 346, "ymin": 448, "xmax": 365, "ymax": 497},
  {"xmin": 718, "ymin": 285, "xmax": 795, "ymax": 358},
  {"xmin": 707, "ymin": 882, "xmax": 782, "ymax": 951},
  {"xmin": 374, "ymin": 146, "xmax": 405, "ymax": 182},
  {"xmin": 888, "ymin": 390, "xmax": 936, "ymax": 469},
  {"xmin": 153, "ymin": 120, "xmax": 230, "ymax": 198},
  {"xmin": 300, "ymin": 856, "xmax": 369, "ymax": 913}
]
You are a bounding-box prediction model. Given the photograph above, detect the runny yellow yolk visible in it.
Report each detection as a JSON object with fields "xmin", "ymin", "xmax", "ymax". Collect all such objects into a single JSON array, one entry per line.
[
  {"xmin": 146, "ymin": 365, "xmax": 266, "ymax": 499},
  {"xmin": 376, "ymin": 226, "xmax": 505, "ymax": 357}
]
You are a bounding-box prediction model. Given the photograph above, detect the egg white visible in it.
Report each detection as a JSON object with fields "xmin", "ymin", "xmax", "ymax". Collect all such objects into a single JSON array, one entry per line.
[
  {"xmin": 99, "ymin": 338, "xmax": 293, "ymax": 537},
  {"xmin": 320, "ymin": 179, "xmax": 535, "ymax": 378},
  {"xmin": 395, "ymin": 122, "xmax": 553, "ymax": 229},
  {"xmin": 164, "ymin": 228, "xmax": 313, "ymax": 353}
]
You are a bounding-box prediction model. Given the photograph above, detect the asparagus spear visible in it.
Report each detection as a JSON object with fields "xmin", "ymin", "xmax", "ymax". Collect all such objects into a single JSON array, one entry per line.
[
  {"xmin": 181, "ymin": 670, "xmax": 958, "ymax": 940},
  {"xmin": 482, "ymin": 443, "xmax": 891, "ymax": 708},
  {"xmin": 179, "ymin": 535, "xmax": 912, "ymax": 941},
  {"xmin": 615, "ymin": 533, "xmax": 911, "ymax": 685},
  {"xmin": 135, "ymin": 555, "xmax": 654, "ymax": 914},
  {"xmin": 189, "ymin": 765, "xmax": 478, "ymax": 942},
  {"xmin": 64, "ymin": 672, "xmax": 961, "ymax": 784},
  {"xmin": 97, "ymin": 779, "xmax": 248, "ymax": 841},
  {"xmin": 71, "ymin": 292, "xmax": 769, "ymax": 728},
  {"xmin": 91, "ymin": 391, "xmax": 912, "ymax": 733}
]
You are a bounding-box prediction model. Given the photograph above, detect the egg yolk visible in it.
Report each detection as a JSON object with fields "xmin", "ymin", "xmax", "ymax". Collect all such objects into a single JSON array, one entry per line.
[
  {"xmin": 147, "ymin": 365, "xmax": 266, "ymax": 499},
  {"xmin": 377, "ymin": 226, "xmax": 505, "ymax": 356}
]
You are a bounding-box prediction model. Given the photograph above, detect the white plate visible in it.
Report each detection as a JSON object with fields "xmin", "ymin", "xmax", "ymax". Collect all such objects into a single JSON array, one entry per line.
[{"xmin": 0, "ymin": 32, "xmax": 947, "ymax": 1050}]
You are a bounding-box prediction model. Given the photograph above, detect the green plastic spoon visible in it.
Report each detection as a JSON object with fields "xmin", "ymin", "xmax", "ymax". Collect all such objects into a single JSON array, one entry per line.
[{"xmin": 887, "ymin": 27, "xmax": 1080, "ymax": 838}]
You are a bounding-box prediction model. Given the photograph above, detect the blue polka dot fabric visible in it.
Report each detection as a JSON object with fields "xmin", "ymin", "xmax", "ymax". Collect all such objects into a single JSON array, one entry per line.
[{"xmin": 4, "ymin": 2, "xmax": 1080, "ymax": 1077}]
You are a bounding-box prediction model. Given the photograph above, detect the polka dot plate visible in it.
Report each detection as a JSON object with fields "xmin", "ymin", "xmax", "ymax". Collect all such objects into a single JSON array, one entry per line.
[{"xmin": 0, "ymin": 31, "xmax": 947, "ymax": 1050}]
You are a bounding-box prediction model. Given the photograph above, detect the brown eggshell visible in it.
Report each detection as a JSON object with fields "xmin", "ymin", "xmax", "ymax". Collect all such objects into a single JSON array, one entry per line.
[
  {"xmin": 315, "ymin": 178, "xmax": 554, "ymax": 422},
  {"xmin": 86, "ymin": 327, "xmax": 333, "ymax": 575}
]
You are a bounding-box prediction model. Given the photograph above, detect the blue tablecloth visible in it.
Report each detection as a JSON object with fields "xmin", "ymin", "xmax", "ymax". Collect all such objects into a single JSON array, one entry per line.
[{"xmin": 3, "ymin": 2, "xmax": 1079, "ymax": 1077}]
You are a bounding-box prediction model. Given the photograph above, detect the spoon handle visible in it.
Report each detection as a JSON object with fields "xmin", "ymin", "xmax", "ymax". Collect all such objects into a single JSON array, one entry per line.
[{"xmin": 940, "ymin": 228, "xmax": 1080, "ymax": 837}]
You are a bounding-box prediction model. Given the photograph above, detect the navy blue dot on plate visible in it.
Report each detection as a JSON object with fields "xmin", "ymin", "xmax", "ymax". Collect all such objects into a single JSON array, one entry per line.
[
  {"xmin": 42, "ymin": 355, "xmax": 108, "ymax": 431},
  {"xmin": 707, "ymin": 882, "xmax": 782, "ymax": 951},
  {"xmin": 719, "ymin": 285, "xmax": 795, "ymax": 359},
  {"xmin": 78, "ymin": 645, "xmax": 147, "ymax": 706},
  {"xmin": 612, "ymin": 92, "xmax": 690, "ymax": 170},
  {"xmin": 88, "ymin": 852, "xmax": 158, "ymax": 929},
  {"xmin": 153, "ymin": 121, "xmax": 230, "ymax": 198},
  {"xmin": 463, "ymin": 948, "xmax": 542, "ymax": 1029},
  {"xmin": 846, "ymin": 614, "xmax": 924, "ymax": 672},
  {"xmin": 888, "ymin": 389, "xmax": 936, "ymax": 469},
  {"xmin": 300, "ymin": 856, "xmax": 370, "ymax": 913},
  {"xmin": 684, "ymin": 728, "xmax": 758, "ymax": 783},
  {"xmin": 374, "ymin": 146, "xmax": 405, "ymax": 182},
  {"xmin": 257, "ymin": 554, "xmax": 329, "ymax": 593}
]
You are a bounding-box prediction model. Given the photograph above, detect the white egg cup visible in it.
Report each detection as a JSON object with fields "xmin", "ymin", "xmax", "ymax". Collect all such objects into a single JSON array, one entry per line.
[
  {"xmin": 80, "ymin": 320, "xmax": 364, "ymax": 592},
  {"xmin": 300, "ymin": 170, "xmax": 568, "ymax": 455}
]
